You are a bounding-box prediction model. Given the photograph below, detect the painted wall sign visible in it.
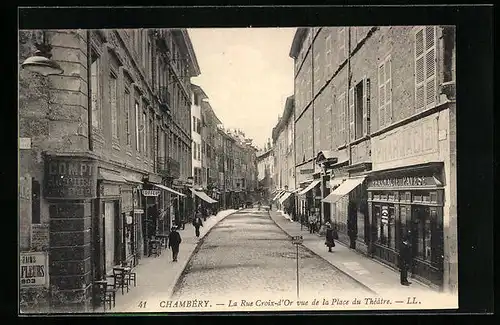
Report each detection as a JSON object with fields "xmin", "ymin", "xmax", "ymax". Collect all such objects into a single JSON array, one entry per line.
[
  {"xmin": 20, "ymin": 252, "xmax": 49, "ymax": 288},
  {"xmin": 31, "ymin": 224, "xmax": 49, "ymax": 251},
  {"xmin": 44, "ymin": 158, "xmax": 97, "ymax": 199},
  {"xmin": 368, "ymin": 176, "xmax": 439, "ymax": 188},
  {"xmin": 142, "ymin": 190, "xmax": 161, "ymax": 197},
  {"xmin": 372, "ymin": 115, "xmax": 439, "ymax": 169},
  {"xmin": 19, "ymin": 137, "xmax": 32, "ymax": 150},
  {"xmin": 300, "ymin": 169, "xmax": 314, "ymax": 174}
]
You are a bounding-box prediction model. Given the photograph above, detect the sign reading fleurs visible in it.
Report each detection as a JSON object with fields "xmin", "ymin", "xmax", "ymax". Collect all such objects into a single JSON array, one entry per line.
[{"xmin": 20, "ymin": 252, "xmax": 49, "ymax": 287}]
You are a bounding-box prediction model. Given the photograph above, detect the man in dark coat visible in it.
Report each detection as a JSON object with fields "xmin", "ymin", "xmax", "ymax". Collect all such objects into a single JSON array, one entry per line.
[
  {"xmin": 325, "ymin": 222, "xmax": 336, "ymax": 252},
  {"xmin": 347, "ymin": 203, "xmax": 358, "ymax": 249},
  {"xmin": 168, "ymin": 227, "xmax": 182, "ymax": 262},
  {"xmin": 193, "ymin": 210, "xmax": 204, "ymax": 238},
  {"xmin": 399, "ymin": 233, "xmax": 412, "ymax": 286}
]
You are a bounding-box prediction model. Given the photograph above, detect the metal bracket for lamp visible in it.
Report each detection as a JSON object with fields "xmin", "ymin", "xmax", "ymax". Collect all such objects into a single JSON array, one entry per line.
[{"xmin": 21, "ymin": 31, "xmax": 64, "ymax": 76}]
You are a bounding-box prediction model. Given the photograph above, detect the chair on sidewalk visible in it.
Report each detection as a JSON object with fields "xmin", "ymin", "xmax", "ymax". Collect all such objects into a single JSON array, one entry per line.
[
  {"xmin": 94, "ymin": 280, "xmax": 116, "ymax": 311},
  {"xmin": 122, "ymin": 260, "xmax": 137, "ymax": 287},
  {"xmin": 112, "ymin": 267, "xmax": 130, "ymax": 295}
]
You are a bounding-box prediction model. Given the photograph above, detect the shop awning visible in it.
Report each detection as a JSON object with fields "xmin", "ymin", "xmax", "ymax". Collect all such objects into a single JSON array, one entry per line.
[
  {"xmin": 98, "ymin": 170, "xmax": 127, "ymax": 183},
  {"xmin": 123, "ymin": 175, "xmax": 143, "ymax": 184},
  {"xmin": 329, "ymin": 178, "xmax": 346, "ymax": 188},
  {"xmin": 271, "ymin": 190, "xmax": 284, "ymax": 201},
  {"xmin": 152, "ymin": 183, "xmax": 186, "ymax": 197},
  {"xmin": 298, "ymin": 179, "xmax": 321, "ymax": 195},
  {"xmin": 322, "ymin": 176, "xmax": 366, "ymax": 204},
  {"xmin": 278, "ymin": 192, "xmax": 293, "ymax": 204},
  {"xmin": 190, "ymin": 189, "xmax": 218, "ymax": 204}
]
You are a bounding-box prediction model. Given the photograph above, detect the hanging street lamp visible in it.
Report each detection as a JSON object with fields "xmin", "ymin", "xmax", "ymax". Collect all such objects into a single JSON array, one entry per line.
[{"xmin": 21, "ymin": 31, "xmax": 64, "ymax": 76}]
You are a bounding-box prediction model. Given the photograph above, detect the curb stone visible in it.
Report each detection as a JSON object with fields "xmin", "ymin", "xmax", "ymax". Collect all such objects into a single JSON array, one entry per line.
[
  {"xmin": 168, "ymin": 208, "xmax": 245, "ymax": 299},
  {"xmin": 267, "ymin": 210, "xmax": 378, "ymax": 295}
]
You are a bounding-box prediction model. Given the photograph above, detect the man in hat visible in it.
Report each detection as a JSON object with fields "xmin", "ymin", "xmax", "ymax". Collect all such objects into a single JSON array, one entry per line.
[
  {"xmin": 168, "ymin": 226, "xmax": 182, "ymax": 262},
  {"xmin": 399, "ymin": 232, "xmax": 413, "ymax": 286}
]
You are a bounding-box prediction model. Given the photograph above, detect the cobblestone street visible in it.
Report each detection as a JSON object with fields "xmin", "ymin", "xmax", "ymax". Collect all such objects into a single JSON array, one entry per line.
[{"xmin": 172, "ymin": 208, "xmax": 370, "ymax": 303}]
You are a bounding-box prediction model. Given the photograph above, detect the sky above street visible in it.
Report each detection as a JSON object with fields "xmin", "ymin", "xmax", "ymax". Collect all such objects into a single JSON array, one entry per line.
[{"xmin": 188, "ymin": 28, "xmax": 296, "ymax": 150}]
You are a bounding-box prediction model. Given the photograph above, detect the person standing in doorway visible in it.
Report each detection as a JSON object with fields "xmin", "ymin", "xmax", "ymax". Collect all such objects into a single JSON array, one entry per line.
[
  {"xmin": 193, "ymin": 210, "xmax": 204, "ymax": 238},
  {"xmin": 399, "ymin": 233, "xmax": 412, "ymax": 286},
  {"xmin": 347, "ymin": 202, "xmax": 358, "ymax": 249},
  {"xmin": 308, "ymin": 212, "xmax": 317, "ymax": 234},
  {"xmin": 325, "ymin": 222, "xmax": 336, "ymax": 252},
  {"xmin": 168, "ymin": 226, "xmax": 182, "ymax": 262}
]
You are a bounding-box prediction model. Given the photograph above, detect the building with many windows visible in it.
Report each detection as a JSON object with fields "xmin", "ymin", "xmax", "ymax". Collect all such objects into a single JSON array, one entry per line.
[
  {"xmin": 290, "ymin": 26, "xmax": 456, "ymax": 292},
  {"xmin": 190, "ymin": 84, "xmax": 206, "ymax": 188},
  {"xmin": 256, "ymin": 140, "xmax": 275, "ymax": 203},
  {"xmin": 19, "ymin": 28, "xmax": 200, "ymax": 311}
]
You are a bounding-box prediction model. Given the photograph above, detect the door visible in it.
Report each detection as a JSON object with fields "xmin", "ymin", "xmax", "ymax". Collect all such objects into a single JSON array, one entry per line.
[{"xmin": 104, "ymin": 201, "xmax": 116, "ymax": 274}]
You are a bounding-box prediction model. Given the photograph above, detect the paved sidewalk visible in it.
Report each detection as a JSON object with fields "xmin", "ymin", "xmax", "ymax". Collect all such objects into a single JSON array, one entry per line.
[
  {"xmin": 107, "ymin": 209, "xmax": 239, "ymax": 313},
  {"xmin": 269, "ymin": 210, "xmax": 452, "ymax": 299}
]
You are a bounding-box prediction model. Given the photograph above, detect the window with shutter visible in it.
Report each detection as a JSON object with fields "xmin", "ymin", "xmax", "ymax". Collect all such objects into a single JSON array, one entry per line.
[
  {"xmin": 414, "ymin": 26, "xmax": 437, "ymax": 112},
  {"xmin": 338, "ymin": 92, "xmax": 346, "ymax": 145},
  {"xmin": 326, "ymin": 104, "xmax": 333, "ymax": 149},
  {"xmin": 378, "ymin": 55, "xmax": 392, "ymax": 129},
  {"xmin": 349, "ymin": 87, "xmax": 355, "ymax": 142},
  {"xmin": 363, "ymin": 77, "xmax": 371, "ymax": 136},
  {"xmin": 338, "ymin": 28, "xmax": 346, "ymax": 64},
  {"xmin": 325, "ymin": 34, "xmax": 332, "ymax": 76}
]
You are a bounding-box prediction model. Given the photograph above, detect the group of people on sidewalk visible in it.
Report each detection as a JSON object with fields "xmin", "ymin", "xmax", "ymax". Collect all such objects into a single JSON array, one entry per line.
[
  {"xmin": 271, "ymin": 202, "xmax": 414, "ymax": 287},
  {"xmin": 166, "ymin": 206, "xmax": 207, "ymax": 263}
]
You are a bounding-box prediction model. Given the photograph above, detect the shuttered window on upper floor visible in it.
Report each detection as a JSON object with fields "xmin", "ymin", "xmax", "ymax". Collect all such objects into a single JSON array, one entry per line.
[
  {"xmin": 415, "ymin": 26, "xmax": 437, "ymax": 112},
  {"xmin": 378, "ymin": 55, "xmax": 393, "ymax": 129}
]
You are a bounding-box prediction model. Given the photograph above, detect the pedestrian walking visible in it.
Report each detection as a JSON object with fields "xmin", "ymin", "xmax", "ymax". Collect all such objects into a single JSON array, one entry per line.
[
  {"xmin": 308, "ymin": 212, "xmax": 317, "ymax": 234},
  {"xmin": 347, "ymin": 202, "xmax": 358, "ymax": 249},
  {"xmin": 325, "ymin": 222, "xmax": 336, "ymax": 252},
  {"xmin": 168, "ymin": 226, "xmax": 182, "ymax": 262},
  {"xmin": 399, "ymin": 233, "xmax": 412, "ymax": 286},
  {"xmin": 193, "ymin": 210, "xmax": 204, "ymax": 238}
]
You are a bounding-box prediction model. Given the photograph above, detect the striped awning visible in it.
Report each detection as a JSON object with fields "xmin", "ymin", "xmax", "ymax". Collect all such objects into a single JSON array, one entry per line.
[
  {"xmin": 152, "ymin": 183, "xmax": 186, "ymax": 197},
  {"xmin": 298, "ymin": 179, "xmax": 321, "ymax": 195}
]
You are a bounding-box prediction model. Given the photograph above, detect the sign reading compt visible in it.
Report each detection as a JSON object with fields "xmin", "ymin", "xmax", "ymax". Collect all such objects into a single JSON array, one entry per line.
[{"xmin": 44, "ymin": 157, "xmax": 97, "ymax": 199}]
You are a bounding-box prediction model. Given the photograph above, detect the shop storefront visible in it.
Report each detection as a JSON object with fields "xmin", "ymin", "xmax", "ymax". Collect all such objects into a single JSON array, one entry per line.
[
  {"xmin": 297, "ymin": 179, "xmax": 321, "ymax": 222},
  {"xmin": 366, "ymin": 162, "xmax": 445, "ymax": 288}
]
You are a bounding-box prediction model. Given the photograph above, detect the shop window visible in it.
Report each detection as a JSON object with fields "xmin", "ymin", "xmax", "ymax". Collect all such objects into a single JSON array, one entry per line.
[
  {"xmin": 413, "ymin": 205, "xmax": 434, "ymax": 262},
  {"xmin": 388, "ymin": 206, "xmax": 396, "ymax": 250},
  {"xmin": 430, "ymin": 207, "xmax": 443, "ymax": 266}
]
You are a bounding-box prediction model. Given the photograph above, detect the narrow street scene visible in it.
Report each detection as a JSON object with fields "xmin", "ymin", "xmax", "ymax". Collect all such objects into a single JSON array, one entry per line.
[
  {"xmin": 172, "ymin": 207, "xmax": 369, "ymax": 301},
  {"xmin": 18, "ymin": 17, "xmax": 459, "ymax": 314}
]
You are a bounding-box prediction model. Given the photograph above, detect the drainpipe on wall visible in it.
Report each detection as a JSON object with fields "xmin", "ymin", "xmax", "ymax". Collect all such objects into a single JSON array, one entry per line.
[{"xmin": 87, "ymin": 29, "xmax": 94, "ymax": 152}]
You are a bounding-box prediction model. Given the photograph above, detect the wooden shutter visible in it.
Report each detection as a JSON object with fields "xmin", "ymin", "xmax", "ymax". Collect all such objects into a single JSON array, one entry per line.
[
  {"xmin": 385, "ymin": 57, "xmax": 393, "ymax": 124},
  {"xmin": 415, "ymin": 28, "xmax": 425, "ymax": 111},
  {"xmin": 365, "ymin": 78, "xmax": 371, "ymax": 135},
  {"xmin": 362, "ymin": 77, "xmax": 368, "ymax": 136},
  {"xmin": 338, "ymin": 28, "xmax": 345, "ymax": 64},
  {"xmin": 425, "ymin": 26, "xmax": 437, "ymax": 107},
  {"xmin": 378, "ymin": 62, "xmax": 386, "ymax": 128},
  {"xmin": 349, "ymin": 87, "xmax": 355, "ymax": 142}
]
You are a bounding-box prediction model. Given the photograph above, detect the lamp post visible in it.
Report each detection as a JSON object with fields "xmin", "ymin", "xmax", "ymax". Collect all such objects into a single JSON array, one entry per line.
[{"xmin": 21, "ymin": 31, "xmax": 64, "ymax": 76}]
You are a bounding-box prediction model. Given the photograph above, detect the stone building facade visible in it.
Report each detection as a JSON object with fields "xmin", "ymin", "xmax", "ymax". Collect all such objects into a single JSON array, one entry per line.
[
  {"xmin": 290, "ymin": 26, "xmax": 456, "ymax": 292},
  {"xmin": 19, "ymin": 28, "xmax": 199, "ymax": 311}
]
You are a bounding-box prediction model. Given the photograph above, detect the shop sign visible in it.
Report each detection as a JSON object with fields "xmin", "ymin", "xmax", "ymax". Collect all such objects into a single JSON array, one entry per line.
[
  {"xmin": 300, "ymin": 168, "xmax": 314, "ymax": 174},
  {"xmin": 20, "ymin": 252, "xmax": 49, "ymax": 288},
  {"xmin": 31, "ymin": 224, "xmax": 49, "ymax": 251},
  {"xmin": 142, "ymin": 190, "xmax": 161, "ymax": 197},
  {"xmin": 133, "ymin": 209, "xmax": 144, "ymax": 214},
  {"xmin": 44, "ymin": 157, "xmax": 97, "ymax": 199},
  {"xmin": 369, "ymin": 176, "xmax": 437, "ymax": 188}
]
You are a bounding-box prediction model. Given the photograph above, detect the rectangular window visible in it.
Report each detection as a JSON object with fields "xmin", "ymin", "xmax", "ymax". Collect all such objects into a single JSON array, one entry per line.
[
  {"xmin": 90, "ymin": 50, "xmax": 101, "ymax": 129},
  {"xmin": 31, "ymin": 178, "xmax": 40, "ymax": 224},
  {"xmin": 379, "ymin": 56, "xmax": 393, "ymax": 128},
  {"xmin": 197, "ymin": 117, "xmax": 202, "ymax": 134},
  {"xmin": 124, "ymin": 88, "xmax": 131, "ymax": 146},
  {"xmin": 314, "ymin": 49, "xmax": 320, "ymax": 87},
  {"xmin": 149, "ymin": 117, "xmax": 154, "ymax": 159},
  {"xmin": 415, "ymin": 26, "xmax": 437, "ymax": 111},
  {"xmin": 142, "ymin": 111, "xmax": 147, "ymax": 154},
  {"xmin": 110, "ymin": 72, "xmax": 119, "ymax": 139},
  {"xmin": 193, "ymin": 116, "xmax": 196, "ymax": 133},
  {"xmin": 355, "ymin": 81, "xmax": 364, "ymax": 139},
  {"xmin": 135, "ymin": 102, "xmax": 140, "ymax": 152}
]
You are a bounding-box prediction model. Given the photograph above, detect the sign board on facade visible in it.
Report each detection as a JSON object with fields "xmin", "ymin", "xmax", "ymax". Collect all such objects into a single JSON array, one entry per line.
[
  {"xmin": 291, "ymin": 235, "xmax": 303, "ymax": 245},
  {"xmin": 142, "ymin": 190, "xmax": 161, "ymax": 197},
  {"xmin": 44, "ymin": 157, "xmax": 97, "ymax": 199},
  {"xmin": 20, "ymin": 251, "xmax": 49, "ymax": 288},
  {"xmin": 19, "ymin": 137, "xmax": 32, "ymax": 150},
  {"xmin": 31, "ymin": 224, "xmax": 49, "ymax": 251},
  {"xmin": 133, "ymin": 209, "xmax": 144, "ymax": 214},
  {"xmin": 368, "ymin": 175, "xmax": 440, "ymax": 189},
  {"xmin": 381, "ymin": 206, "xmax": 389, "ymax": 224},
  {"xmin": 300, "ymin": 169, "xmax": 314, "ymax": 174}
]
